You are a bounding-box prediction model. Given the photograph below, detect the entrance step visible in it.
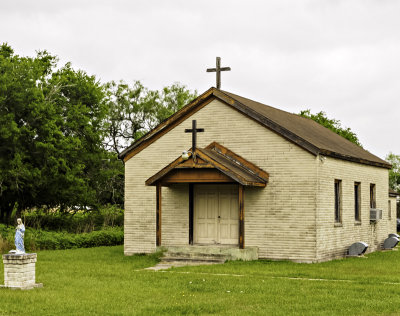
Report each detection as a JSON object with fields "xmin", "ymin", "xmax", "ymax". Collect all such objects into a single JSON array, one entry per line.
[
  {"xmin": 147, "ymin": 245, "xmax": 259, "ymax": 270},
  {"xmin": 163, "ymin": 245, "xmax": 259, "ymax": 261},
  {"xmin": 145, "ymin": 260, "xmax": 221, "ymax": 271},
  {"xmin": 163, "ymin": 251, "xmax": 228, "ymax": 262}
]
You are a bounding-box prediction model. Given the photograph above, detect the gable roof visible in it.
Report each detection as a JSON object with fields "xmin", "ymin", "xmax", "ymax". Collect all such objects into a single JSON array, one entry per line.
[
  {"xmin": 145, "ymin": 142, "xmax": 269, "ymax": 187},
  {"xmin": 119, "ymin": 87, "xmax": 391, "ymax": 169}
]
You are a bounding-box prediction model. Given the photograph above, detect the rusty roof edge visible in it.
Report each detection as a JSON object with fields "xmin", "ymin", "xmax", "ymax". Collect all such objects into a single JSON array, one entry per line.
[
  {"xmin": 319, "ymin": 150, "xmax": 392, "ymax": 169},
  {"xmin": 196, "ymin": 149, "xmax": 266, "ymax": 186},
  {"xmin": 146, "ymin": 145, "xmax": 268, "ymax": 187},
  {"xmin": 195, "ymin": 149, "xmax": 249, "ymax": 186},
  {"xmin": 204, "ymin": 146, "xmax": 269, "ymax": 184}
]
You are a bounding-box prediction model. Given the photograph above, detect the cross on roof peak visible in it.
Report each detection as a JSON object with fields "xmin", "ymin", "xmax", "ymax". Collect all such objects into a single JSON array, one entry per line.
[
  {"xmin": 206, "ymin": 57, "xmax": 231, "ymax": 89},
  {"xmin": 184, "ymin": 120, "xmax": 204, "ymax": 152}
]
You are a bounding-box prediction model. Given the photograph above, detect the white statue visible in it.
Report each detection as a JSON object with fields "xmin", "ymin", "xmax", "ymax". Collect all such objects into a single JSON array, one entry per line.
[{"xmin": 14, "ymin": 218, "xmax": 25, "ymax": 254}]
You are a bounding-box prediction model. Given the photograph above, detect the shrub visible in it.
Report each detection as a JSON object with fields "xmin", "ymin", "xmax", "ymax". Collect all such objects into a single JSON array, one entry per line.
[
  {"xmin": 0, "ymin": 224, "xmax": 124, "ymax": 253},
  {"xmin": 0, "ymin": 224, "xmax": 15, "ymax": 253},
  {"xmin": 0, "ymin": 235, "xmax": 13, "ymax": 253},
  {"xmin": 22, "ymin": 205, "xmax": 124, "ymax": 233}
]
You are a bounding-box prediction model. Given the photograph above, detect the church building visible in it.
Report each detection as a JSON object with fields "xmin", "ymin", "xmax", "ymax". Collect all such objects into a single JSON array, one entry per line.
[{"xmin": 119, "ymin": 87, "xmax": 395, "ymax": 262}]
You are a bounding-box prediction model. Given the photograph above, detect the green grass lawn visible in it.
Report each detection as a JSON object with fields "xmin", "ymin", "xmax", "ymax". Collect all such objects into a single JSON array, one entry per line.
[{"xmin": 1, "ymin": 246, "xmax": 400, "ymax": 315}]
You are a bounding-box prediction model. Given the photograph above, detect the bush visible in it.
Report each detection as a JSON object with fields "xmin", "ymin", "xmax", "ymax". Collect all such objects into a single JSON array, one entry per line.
[
  {"xmin": 22, "ymin": 205, "xmax": 124, "ymax": 233},
  {"xmin": 0, "ymin": 224, "xmax": 15, "ymax": 253},
  {"xmin": 0, "ymin": 235, "xmax": 13, "ymax": 253},
  {"xmin": 0, "ymin": 224, "xmax": 124, "ymax": 253}
]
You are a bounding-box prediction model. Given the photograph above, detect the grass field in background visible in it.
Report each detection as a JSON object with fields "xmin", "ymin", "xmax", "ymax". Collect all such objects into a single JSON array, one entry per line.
[{"xmin": 1, "ymin": 246, "xmax": 400, "ymax": 315}]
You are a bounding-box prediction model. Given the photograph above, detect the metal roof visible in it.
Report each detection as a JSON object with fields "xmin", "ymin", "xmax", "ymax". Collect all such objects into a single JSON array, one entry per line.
[{"xmin": 120, "ymin": 87, "xmax": 391, "ymax": 169}]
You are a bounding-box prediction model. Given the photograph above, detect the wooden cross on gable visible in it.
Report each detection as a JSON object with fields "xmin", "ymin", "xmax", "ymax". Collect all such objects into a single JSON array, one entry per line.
[
  {"xmin": 185, "ymin": 120, "xmax": 204, "ymax": 152},
  {"xmin": 206, "ymin": 57, "xmax": 231, "ymax": 89}
]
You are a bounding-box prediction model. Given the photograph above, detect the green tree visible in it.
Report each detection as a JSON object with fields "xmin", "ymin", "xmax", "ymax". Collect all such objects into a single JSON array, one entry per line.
[
  {"xmin": 0, "ymin": 44, "xmax": 118, "ymax": 223},
  {"xmin": 299, "ymin": 110, "xmax": 362, "ymax": 146},
  {"xmin": 386, "ymin": 153, "xmax": 400, "ymax": 192},
  {"xmin": 386, "ymin": 153, "xmax": 400, "ymax": 218},
  {"xmin": 104, "ymin": 81, "xmax": 197, "ymax": 155}
]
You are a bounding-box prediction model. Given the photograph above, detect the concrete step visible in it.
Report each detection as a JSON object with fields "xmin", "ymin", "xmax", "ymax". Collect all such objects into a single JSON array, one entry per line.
[
  {"xmin": 162, "ymin": 256, "xmax": 226, "ymax": 263},
  {"xmin": 163, "ymin": 251, "xmax": 228, "ymax": 261},
  {"xmin": 145, "ymin": 259, "xmax": 223, "ymax": 270},
  {"xmin": 160, "ymin": 245, "xmax": 259, "ymax": 261},
  {"xmin": 154, "ymin": 249, "xmax": 229, "ymax": 270},
  {"xmin": 147, "ymin": 246, "xmax": 258, "ymax": 271}
]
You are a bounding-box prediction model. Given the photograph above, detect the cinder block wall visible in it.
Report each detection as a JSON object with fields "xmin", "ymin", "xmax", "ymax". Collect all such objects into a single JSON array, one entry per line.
[
  {"xmin": 124, "ymin": 99, "xmax": 318, "ymax": 261},
  {"xmin": 316, "ymin": 157, "xmax": 394, "ymax": 261}
]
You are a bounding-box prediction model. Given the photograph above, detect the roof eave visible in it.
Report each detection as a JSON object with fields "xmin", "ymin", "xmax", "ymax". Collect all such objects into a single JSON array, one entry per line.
[
  {"xmin": 146, "ymin": 147, "xmax": 267, "ymax": 187},
  {"xmin": 320, "ymin": 150, "xmax": 392, "ymax": 169},
  {"xmin": 195, "ymin": 149, "xmax": 267, "ymax": 187}
]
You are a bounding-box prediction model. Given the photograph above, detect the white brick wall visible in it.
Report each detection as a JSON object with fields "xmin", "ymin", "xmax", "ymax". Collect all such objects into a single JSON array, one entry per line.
[
  {"xmin": 124, "ymin": 99, "xmax": 318, "ymax": 261},
  {"xmin": 316, "ymin": 156, "xmax": 395, "ymax": 261},
  {"xmin": 124, "ymin": 98, "xmax": 392, "ymax": 262}
]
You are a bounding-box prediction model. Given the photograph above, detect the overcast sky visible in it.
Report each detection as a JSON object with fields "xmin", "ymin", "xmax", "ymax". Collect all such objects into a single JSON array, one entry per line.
[{"xmin": 1, "ymin": 0, "xmax": 399, "ymax": 159}]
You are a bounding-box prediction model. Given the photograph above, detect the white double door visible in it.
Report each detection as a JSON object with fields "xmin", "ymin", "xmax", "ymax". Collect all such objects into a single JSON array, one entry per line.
[{"xmin": 194, "ymin": 184, "xmax": 239, "ymax": 245}]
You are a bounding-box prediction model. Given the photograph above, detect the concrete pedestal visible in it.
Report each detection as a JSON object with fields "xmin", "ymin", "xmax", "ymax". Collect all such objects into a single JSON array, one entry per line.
[{"xmin": 1, "ymin": 253, "xmax": 42, "ymax": 290}]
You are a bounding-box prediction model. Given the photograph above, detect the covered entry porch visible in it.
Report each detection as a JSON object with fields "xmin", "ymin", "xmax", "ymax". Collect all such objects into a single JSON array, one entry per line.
[{"xmin": 146, "ymin": 142, "xmax": 269, "ymax": 250}]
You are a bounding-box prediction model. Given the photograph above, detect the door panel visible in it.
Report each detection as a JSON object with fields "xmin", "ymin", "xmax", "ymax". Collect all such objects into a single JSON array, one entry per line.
[
  {"xmin": 194, "ymin": 184, "xmax": 238, "ymax": 245},
  {"xmin": 194, "ymin": 188, "xmax": 217, "ymax": 243},
  {"xmin": 219, "ymin": 186, "xmax": 239, "ymax": 244}
]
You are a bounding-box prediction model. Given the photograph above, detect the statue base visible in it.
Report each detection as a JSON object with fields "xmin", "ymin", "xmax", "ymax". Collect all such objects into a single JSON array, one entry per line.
[{"xmin": 1, "ymin": 253, "xmax": 43, "ymax": 290}]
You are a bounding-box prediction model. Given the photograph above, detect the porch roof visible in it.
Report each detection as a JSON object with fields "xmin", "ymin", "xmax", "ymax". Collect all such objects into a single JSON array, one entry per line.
[{"xmin": 145, "ymin": 142, "xmax": 269, "ymax": 187}]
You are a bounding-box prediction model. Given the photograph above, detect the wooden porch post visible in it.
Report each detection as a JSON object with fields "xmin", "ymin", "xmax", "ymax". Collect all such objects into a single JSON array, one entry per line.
[
  {"xmin": 239, "ymin": 185, "xmax": 245, "ymax": 249},
  {"xmin": 156, "ymin": 183, "xmax": 162, "ymax": 246},
  {"xmin": 189, "ymin": 184, "xmax": 194, "ymax": 245}
]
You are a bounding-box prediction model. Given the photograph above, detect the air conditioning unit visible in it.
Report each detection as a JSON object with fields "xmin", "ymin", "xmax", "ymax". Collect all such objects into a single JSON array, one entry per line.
[{"xmin": 370, "ymin": 208, "xmax": 382, "ymax": 222}]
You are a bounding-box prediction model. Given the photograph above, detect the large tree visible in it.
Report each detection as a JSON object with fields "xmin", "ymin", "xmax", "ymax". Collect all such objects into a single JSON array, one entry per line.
[
  {"xmin": 299, "ymin": 109, "xmax": 362, "ymax": 147},
  {"xmin": 386, "ymin": 153, "xmax": 400, "ymax": 192},
  {"xmin": 0, "ymin": 44, "xmax": 118, "ymax": 223},
  {"xmin": 104, "ymin": 81, "xmax": 197, "ymax": 155}
]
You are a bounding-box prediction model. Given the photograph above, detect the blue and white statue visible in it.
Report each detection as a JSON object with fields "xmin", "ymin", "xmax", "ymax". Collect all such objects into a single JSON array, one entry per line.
[{"xmin": 15, "ymin": 218, "xmax": 25, "ymax": 254}]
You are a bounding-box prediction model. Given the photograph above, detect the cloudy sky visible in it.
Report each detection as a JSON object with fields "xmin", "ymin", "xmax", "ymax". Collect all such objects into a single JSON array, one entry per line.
[{"xmin": 1, "ymin": 0, "xmax": 399, "ymax": 159}]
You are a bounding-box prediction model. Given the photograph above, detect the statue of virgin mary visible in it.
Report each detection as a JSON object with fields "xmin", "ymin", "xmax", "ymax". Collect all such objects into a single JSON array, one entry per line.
[{"xmin": 15, "ymin": 218, "xmax": 25, "ymax": 254}]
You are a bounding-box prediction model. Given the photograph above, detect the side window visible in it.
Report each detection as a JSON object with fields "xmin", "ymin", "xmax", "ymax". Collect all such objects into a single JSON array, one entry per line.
[
  {"xmin": 335, "ymin": 180, "xmax": 342, "ymax": 223},
  {"xmin": 354, "ymin": 182, "xmax": 361, "ymax": 222},
  {"xmin": 388, "ymin": 200, "xmax": 391, "ymax": 220},
  {"xmin": 370, "ymin": 184, "xmax": 376, "ymax": 209}
]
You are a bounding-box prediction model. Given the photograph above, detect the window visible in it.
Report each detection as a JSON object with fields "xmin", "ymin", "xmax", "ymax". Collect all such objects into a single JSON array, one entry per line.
[
  {"xmin": 388, "ymin": 200, "xmax": 392, "ymax": 220},
  {"xmin": 335, "ymin": 180, "xmax": 342, "ymax": 223},
  {"xmin": 354, "ymin": 182, "xmax": 361, "ymax": 222},
  {"xmin": 370, "ymin": 184, "xmax": 376, "ymax": 209}
]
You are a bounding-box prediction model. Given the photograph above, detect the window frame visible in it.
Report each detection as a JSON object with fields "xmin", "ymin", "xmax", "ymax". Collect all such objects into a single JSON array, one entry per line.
[
  {"xmin": 354, "ymin": 182, "xmax": 361, "ymax": 222},
  {"xmin": 370, "ymin": 184, "xmax": 376, "ymax": 209},
  {"xmin": 334, "ymin": 179, "xmax": 342, "ymax": 224}
]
